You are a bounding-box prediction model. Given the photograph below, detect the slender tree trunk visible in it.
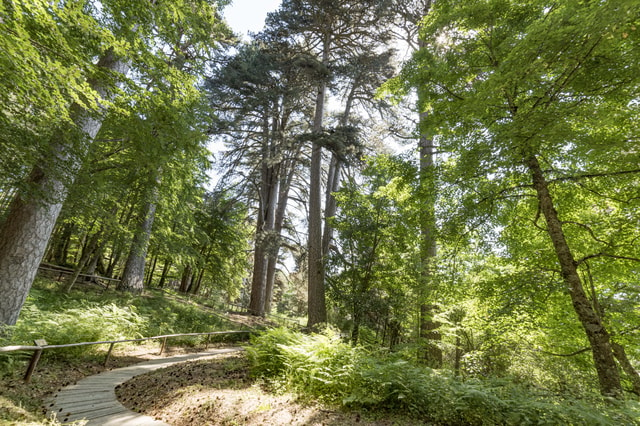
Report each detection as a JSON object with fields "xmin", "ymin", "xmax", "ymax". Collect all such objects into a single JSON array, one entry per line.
[
  {"xmin": 249, "ymin": 113, "xmax": 278, "ymax": 316},
  {"xmin": 307, "ymin": 35, "xmax": 331, "ymax": 329},
  {"xmin": 117, "ymin": 170, "xmax": 161, "ymax": 293},
  {"xmin": 179, "ymin": 264, "xmax": 193, "ymax": 293},
  {"xmin": 146, "ymin": 251, "xmax": 158, "ymax": 287},
  {"xmin": 249, "ymin": 205, "xmax": 268, "ymax": 314},
  {"xmin": 65, "ymin": 228, "xmax": 101, "ymax": 292},
  {"xmin": 191, "ymin": 268, "xmax": 205, "ymax": 295},
  {"xmin": 612, "ymin": 342, "xmax": 640, "ymax": 395},
  {"xmin": 158, "ymin": 259, "xmax": 172, "ymax": 288},
  {"xmin": 0, "ymin": 50, "xmax": 129, "ymax": 325},
  {"xmin": 322, "ymin": 75, "xmax": 356, "ymax": 259},
  {"xmin": 352, "ymin": 303, "xmax": 362, "ymax": 345},
  {"xmin": 85, "ymin": 244, "xmax": 103, "ymax": 276},
  {"xmin": 322, "ymin": 155, "xmax": 342, "ymax": 257},
  {"xmin": 526, "ymin": 154, "xmax": 622, "ymax": 398}
]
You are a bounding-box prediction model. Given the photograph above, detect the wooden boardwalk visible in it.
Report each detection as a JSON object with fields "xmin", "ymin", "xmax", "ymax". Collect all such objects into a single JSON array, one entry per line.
[{"xmin": 45, "ymin": 347, "xmax": 243, "ymax": 425}]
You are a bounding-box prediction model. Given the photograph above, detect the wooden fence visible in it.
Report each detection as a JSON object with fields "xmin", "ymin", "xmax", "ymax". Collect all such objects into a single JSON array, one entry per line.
[{"xmin": 0, "ymin": 330, "xmax": 251, "ymax": 383}]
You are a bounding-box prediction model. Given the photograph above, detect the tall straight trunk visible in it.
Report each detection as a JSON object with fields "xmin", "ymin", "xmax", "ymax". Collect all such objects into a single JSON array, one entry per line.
[
  {"xmin": 249, "ymin": 112, "xmax": 280, "ymax": 316},
  {"xmin": 321, "ymin": 83, "xmax": 354, "ymax": 259},
  {"xmin": 191, "ymin": 268, "xmax": 205, "ymax": 295},
  {"xmin": 526, "ymin": 154, "xmax": 622, "ymax": 398},
  {"xmin": 0, "ymin": 50, "xmax": 129, "ymax": 325},
  {"xmin": 307, "ymin": 35, "xmax": 331, "ymax": 329},
  {"xmin": 263, "ymin": 144, "xmax": 300, "ymax": 314},
  {"xmin": 418, "ymin": 109, "xmax": 442, "ymax": 367},
  {"xmin": 117, "ymin": 169, "xmax": 161, "ymax": 293},
  {"xmin": 322, "ymin": 155, "xmax": 342, "ymax": 257},
  {"xmin": 415, "ymin": 0, "xmax": 441, "ymax": 366}
]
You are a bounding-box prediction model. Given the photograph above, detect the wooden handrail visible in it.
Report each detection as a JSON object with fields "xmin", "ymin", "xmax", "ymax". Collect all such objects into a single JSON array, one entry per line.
[{"xmin": 0, "ymin": 330, "xmax": 252, "ymax": 382}]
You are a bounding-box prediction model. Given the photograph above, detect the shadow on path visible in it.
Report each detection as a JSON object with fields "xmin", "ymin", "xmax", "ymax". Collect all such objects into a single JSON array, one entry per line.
[{"xmin": 45, "ymin": 347, "xmax": 243, "ymax": 425}]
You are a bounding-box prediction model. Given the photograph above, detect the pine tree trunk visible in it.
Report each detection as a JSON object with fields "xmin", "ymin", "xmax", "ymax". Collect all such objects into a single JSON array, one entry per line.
[
  {"xmin": 0, "ymin": 50, "xmax": 129, "ymax": 325},
  {"xmin": 263, "ymin": 153, "xmax": 298, "ymax": 314},
  {"xmin": 526, "ymin": 154, "xmax": 622, "ymax": 398},
  {"xmin": 307, "ymin": 35, "xmax": 331, "ymax": 329}
]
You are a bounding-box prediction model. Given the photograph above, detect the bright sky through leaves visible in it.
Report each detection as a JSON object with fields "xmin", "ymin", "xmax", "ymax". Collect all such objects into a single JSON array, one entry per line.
[{"xmin": 223, "ymin": 0, "xmax": 282, "ymax": 39}]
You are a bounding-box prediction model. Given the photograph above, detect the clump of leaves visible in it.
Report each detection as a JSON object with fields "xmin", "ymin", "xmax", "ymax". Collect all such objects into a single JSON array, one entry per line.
[{"xmin": 248, "ymin": 328, "xmax": 640, "ymax": 425}]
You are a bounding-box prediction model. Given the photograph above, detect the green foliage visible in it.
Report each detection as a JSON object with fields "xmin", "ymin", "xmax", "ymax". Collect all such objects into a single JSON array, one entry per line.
[
  {"xmin": 327, "ymin": 155, "xmax": 420, "ymax": 344},
  {"xmin": 8, "ymin": 302, "xmax": 144, "ymax": 358},
  {"xmin": 0, "ymin": 279, "xmax": 236, "ymax": 360},
  {"xmin": 248, "ymin": 328, "xmax": 640, "ymax": 425}
]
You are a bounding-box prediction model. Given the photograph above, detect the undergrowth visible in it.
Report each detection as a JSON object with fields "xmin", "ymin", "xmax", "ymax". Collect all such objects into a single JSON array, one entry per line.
[
  {"xmin": 247, "ymin": 328, "xmax": 640, "ymax": 426},
  {"xmin": 0, "ymin": 277, "xmax": 242, "ymax": 363}
]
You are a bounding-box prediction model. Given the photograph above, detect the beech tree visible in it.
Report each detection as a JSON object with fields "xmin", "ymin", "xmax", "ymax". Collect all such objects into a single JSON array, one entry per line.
[
  {"xmin": 391, "ymin": 0, "xmax": 640, "ymax": 397},
  {"xmin": 389, "ymin": 0, "xmax": 442, "ymax": 366},
  {"xmin": 0, "ymin": 0, "xmax": 230, "ymax": 325}
]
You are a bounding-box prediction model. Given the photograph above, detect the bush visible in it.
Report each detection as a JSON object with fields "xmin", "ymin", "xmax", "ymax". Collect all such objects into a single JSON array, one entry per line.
[{"xmin": 248, "ymin": 328, "xmax": 640, "ymax": 425}]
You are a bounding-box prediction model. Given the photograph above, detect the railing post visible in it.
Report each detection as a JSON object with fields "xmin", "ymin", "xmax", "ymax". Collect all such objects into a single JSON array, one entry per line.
[
  {"xmin": 104, "ymin": 342, "xmax": 116, "ymax": 366},
  {"xmin": 24, "ymin": 339, "xmax": 47, "ymax": 383},
  {"xmin": 159, "ymin": 337, "xmax": 167, "ymax": 355}
]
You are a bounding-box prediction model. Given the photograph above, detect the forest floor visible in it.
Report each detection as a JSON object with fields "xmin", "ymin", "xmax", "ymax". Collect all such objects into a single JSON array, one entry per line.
[
  {"xmin": 115, "ymin": 351, "xmax": 426, "ymax": 426},
  {"xmin": 0, "ymin": 344, "xmax": 425, "ymax": 426}
]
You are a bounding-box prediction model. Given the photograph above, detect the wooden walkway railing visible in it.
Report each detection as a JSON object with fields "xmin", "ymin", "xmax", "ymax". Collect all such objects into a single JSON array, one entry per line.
[{"xmin": 0, "ymin": 330, "xmax": 251, "ymax": 383}]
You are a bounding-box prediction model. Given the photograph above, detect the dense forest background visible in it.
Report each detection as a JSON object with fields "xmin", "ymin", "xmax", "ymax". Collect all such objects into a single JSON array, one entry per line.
[{"xmin": 1, "ymin": 0, "xmax": 639, "ymax": 404}]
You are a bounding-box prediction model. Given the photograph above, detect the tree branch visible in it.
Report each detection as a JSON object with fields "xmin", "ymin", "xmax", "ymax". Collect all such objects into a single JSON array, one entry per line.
[
  {"xmin": 577, "ymin": 253, "xmax": 640, "ymax": 266},
  {"xmin": 535, "ymin": 347, "xmax": 591, "ymax": 357}
]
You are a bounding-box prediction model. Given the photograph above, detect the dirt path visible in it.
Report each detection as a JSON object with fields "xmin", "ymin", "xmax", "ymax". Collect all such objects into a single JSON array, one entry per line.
[{"xmin": 115, "ymin": 352, "xmax": 427, "ymax": 425}]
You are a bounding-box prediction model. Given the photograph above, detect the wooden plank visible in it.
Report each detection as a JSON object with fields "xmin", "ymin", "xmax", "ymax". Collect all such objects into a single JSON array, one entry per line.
[{"xmin": 49, "ymin": 400, "xmax": 122, "ymax": 414}]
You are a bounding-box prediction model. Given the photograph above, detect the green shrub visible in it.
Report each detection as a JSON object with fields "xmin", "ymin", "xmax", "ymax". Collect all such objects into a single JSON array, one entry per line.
[{"xmin": 248, "ymin": 328, "xmax": 640, "ymax": 425}]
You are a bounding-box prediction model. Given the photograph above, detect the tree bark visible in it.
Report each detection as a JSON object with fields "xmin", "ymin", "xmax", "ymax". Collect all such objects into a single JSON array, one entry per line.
[
  {"xmin": 0, "ymin": 50, "xmax": 129, "ymax": 325},
  {"xmin": 158, "ymin": 258, "xmax": 172, "ymax": 288},
  {"xmin": 418, "ymin": 110, "xmax": 442, "ymax": 367},
  {"xmin": 612, "ymin": 342, "xmax": 640, "ymax": 396},
  {"xmin": 117, "ymin": 170, "xmax": 160, "ymax": 293},
  {"xmin": 263, "ymin": 144, "xmax": 300, "ymax": 314},
  {"xmin": 179, "ymin": 264, "xmax": 193, "ymax": 293},
  {"xmin": 526, "ymin": 154, "xmax": 622, "ymax": 398},
  {"xmin": 307, "ymin": 35, "xmax": 331, "ymax": 329}
]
